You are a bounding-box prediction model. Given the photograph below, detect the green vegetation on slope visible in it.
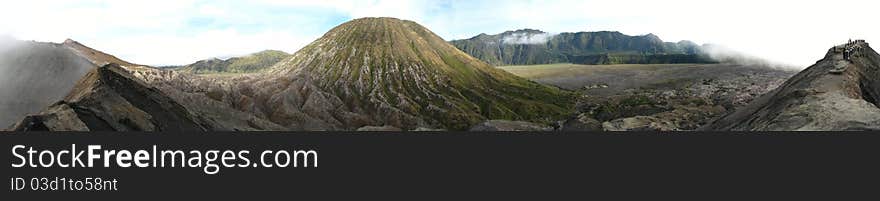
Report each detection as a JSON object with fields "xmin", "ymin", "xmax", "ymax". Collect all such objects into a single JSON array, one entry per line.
[{"xmin": 179, "ymin": 50, "xmax": 289, "ymax": 74}]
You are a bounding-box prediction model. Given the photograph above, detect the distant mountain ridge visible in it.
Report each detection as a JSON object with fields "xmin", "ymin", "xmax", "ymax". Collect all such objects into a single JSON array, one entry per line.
[
  {"xmin": 178, "ymin": 50, "xmax": 289, "ymax": 74},
  {"xmin": 451, "ymin": 29, "xmax": 715, "ymax": 65}
]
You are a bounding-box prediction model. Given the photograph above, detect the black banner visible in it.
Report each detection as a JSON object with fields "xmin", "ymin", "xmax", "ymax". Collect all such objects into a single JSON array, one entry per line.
[{"xmin": 2, "ymin": 132, "xmax": 879, "ymax": 199}]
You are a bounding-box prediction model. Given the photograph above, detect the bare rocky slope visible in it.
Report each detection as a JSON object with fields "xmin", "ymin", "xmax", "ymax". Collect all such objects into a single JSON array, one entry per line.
[
  {"xmin": 221, "ymin": 17, "xmax": 576, "ymax": 130},
  {"xmin": 11, "ymin": 62, "xmax": 282, "ymax": 131},
  {"xmin": 702, "ymin": 41, "xmax": 880, "ymax": 131},
  {"xmin": 7, "ymin": 39, "xmax": 282, "ymax": 131},
  {"xmin": 12, "ymin": 64, "xmax": 208, "ymax": 131},
  {"xmin": 66, "ymin": 41, "xmax": 284, "ymax": 131},
  {"xmin": 501, "ymin": 64, "xmax": 795, "ymax": 131}
]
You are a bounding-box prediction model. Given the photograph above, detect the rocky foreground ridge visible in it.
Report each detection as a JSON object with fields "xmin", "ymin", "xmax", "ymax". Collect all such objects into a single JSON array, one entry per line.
[{"xmin": 702, "ymin": 40, "xmax": 880, "ymax": 131}]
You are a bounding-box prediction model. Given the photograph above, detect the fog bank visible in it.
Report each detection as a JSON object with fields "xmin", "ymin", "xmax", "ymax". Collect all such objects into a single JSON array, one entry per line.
[{"xmin": 702, "ymin": 44, "xmax": 798, "ymax": 70}]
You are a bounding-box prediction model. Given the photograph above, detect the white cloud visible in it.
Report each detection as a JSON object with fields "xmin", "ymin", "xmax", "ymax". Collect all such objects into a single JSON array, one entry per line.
[
  {"xmin": 257, "ymin": 0, "xmax": 428, "ymax": 20},
  {"xmin": 0, "ymin": 0, "xmax": 326, "ymax": 65},
  {"xmin": 502, "ymin": 32, "xmax": 556, "ymax": 45},
  {"xmin": 91, "ymin": 29, "xmax": 313, "ymax": 66},
  {"xmin": 1, "ymin": 0, "xmax": 878, "ymax": 68}
]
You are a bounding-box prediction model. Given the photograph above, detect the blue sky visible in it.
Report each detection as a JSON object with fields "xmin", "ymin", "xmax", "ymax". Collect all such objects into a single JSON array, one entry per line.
[{"xmin": 0, "ymin": 0, "xmax": 877, "ymax": 67}]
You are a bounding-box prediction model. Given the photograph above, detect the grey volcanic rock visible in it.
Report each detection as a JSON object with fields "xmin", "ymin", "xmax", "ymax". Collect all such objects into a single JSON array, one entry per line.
[
  {"xmin": 60, "ymin": 40, "xmax": 285, "ymax": 131},
  {"xmin": 412, "ymin": 127, "xmax": 446, "ymax": 131},
  {"xmin": 11, "ymin": 63, "xmax": 283, "ymax": 131},
  {"xmin": 602, "ymin": 116, "xmax": 677, "ymax": 131},
  {"xmin": 356, "ymin": 126, "xmax": 403, "ymax": 131},
  {"xmin": 12, "ymin": 104, "xmax": 90, "ymax": 131},
  {"xmin": 560, "ymin": 114, "xmax": 602, "ymax": 131},
  {"xmin": 502, "ymin": 63, "xmax": 793, "ymax": 131},
  {"xmin": 12, "ymin": 64, "xmax": 207, "ymax": 131},
  {"xmin": 469, "ymin": 120, "xmax": 553, "ymax": 131},
  {"xmin": 703, "ymin": 41, "xmax": 880, "ymax": 131},
  {"xmin": 123, "ymin": 69, "xmax": 285, "ymax": 131}
]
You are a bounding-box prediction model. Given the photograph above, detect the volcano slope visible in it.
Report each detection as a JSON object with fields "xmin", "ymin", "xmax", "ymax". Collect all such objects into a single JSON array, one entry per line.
[
  {"xmin": 12, "ymin": 64, "xmax": 207, "ymax": 131},
  {"xmin": 702, "ymin": 41, "xmax": 880, "ymax": 131},
  {"xmin": 11, "ymin": 62, "xmax": 284, "ymax": 131},
  {"xmin": 226, "ymin": 17, "xmax": 575, "ymax": 130},
  {"xmin": 0, "ymin": 39, "xmax": 95, "ymax": 127},
  {"xmin": 5, "ymin": 39, "xmax": 282, "ymax": 131}
]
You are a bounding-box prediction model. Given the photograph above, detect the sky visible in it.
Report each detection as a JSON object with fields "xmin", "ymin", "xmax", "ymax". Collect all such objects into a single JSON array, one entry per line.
[{"xmin": 0, "ymin": 0, "xmax": 877, "ymax": 67}]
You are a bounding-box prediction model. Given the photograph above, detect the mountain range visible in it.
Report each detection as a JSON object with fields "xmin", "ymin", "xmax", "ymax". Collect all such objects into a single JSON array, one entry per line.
[{"xmin": 451, "ymin": 29, "xmax": 715, "ymax": 65}]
